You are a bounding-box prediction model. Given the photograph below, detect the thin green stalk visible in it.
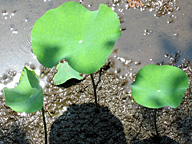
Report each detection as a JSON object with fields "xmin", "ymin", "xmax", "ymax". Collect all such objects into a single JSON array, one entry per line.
[
  {"xmin": 90, "ymin": 74, "xmax": 99, "ymax": 112},
  {"xmin": 154, "ymin": 109, "xmax": 159, "ymax": 137},
  {"xmin": 42, "ymin": 107, "xmax": 47, "ymax": 144}
]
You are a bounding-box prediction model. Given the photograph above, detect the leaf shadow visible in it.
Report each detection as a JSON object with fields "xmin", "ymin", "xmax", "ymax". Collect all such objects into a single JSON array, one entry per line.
[
  {"xmin": 49, "ymin": 103, "xmax": 127, "ymax": 144},
  {"xmin": 32, "ymin": 44, "xmax": 65, "ymax": 68},
  {"xmin": 130, "ymin": 105, "xmax": 189, "ymax": 144},
  {"xmin": 57, "ymin": 78, "xmax": 82, "ymax": 88},
  {"xmin": 0, "ymin": 123, "xmax": 30, "ymax": 144},
  {"xmin": 131, "ymin": 135, "xmax": 179, "ymax": 144}
]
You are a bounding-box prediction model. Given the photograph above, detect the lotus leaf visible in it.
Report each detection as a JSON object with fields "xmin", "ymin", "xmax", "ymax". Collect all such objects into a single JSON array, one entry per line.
[
  {"xmin": 31, "ymin": 1, "xmax": 121, "ymax": 74},
  {"xmin": 54, "ymin": 62, "xmax": 82, "ymax": 85},
  {"xmin": 3, "ymin": 66, "xmax": 43, "ymax": 113},
  {"xmin": 131, "ymin": 64, "xmax": 189, "ymax": 108}
]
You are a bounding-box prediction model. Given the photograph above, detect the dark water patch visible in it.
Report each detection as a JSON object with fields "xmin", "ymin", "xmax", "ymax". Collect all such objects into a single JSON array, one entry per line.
[
  {"xmin": 160, "ymin": 34, "xmax": 178, "ymax": 54},
  {"xmin": 184, "ymin": 41, "xmax": 192, "ymax": 63},
  {"xmin": 159, "ymin": 33, "xmax": 192, "ymax": 66},
  {"xmin": 190, "ymin": 19, "xmax": 192, "ymax": 29},
  {"xmin": 49, "ymin": 103, "xmax": 127, "ymax": 144}
]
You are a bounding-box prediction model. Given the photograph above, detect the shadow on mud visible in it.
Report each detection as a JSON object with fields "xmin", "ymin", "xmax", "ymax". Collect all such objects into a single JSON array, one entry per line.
[
  {"xmin": 49, "ymin": 103, "xmax": 127, "ymax": 144},
  {"xmin": 0, "ymin": 124, "xmax": 30, "ymax": 144},
  {"xmin": 130, "ymin": 106, "xmax": 185, "ymax": 144},
  {"xmin": 131, "ymin": 135, "xmax": 179, "ymax": 144},
  {"xmin": 57, "ymin": 78, "xmax": 82, "ymax": 88}
]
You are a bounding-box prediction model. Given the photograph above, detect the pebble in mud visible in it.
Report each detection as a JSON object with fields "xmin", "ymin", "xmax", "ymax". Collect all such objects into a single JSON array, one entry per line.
[
  {"xmin": 143, "ymin": 29, "xmax": 153, "ymax": 36},
  {"xmin": 2, "ymin": 10, "xmax": 8, "ymax": 16},
  {"xmin": 2, "ymin": 9, "xmax": 17, "ymax": 29},
  {"xmin": 24, "ymin": 62, "xmax": 36, "ymax": 70},
  {"xmin": 141, "ymin": 0, "xmax": 179, "ymax": 18},
  {"xmin": 9, "ymin": 24, "xmax": 18, "ymax": 34},
  {"xmin": 109, "ymin": 0, "xmax": 180, "ymax": 26},
  {"xmin": 44, "ymin": 0, "xmax": 51, "ymax": 2},
  {"xmin": 0, "ymin": 69, "xmax": 16, "ymax": 84}
]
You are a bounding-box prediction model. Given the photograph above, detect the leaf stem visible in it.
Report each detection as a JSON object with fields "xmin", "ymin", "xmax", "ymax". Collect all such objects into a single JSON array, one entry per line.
[
  {"xmin": 154, "ymin": 109, "xmax": 159, "ymax": 137},
  {"xmin": 42, "ymin": 107, "xmax": 47, "ymax": 144},
  {"xmin": 90, "ymin": 74, "xmax": 99, "ymax": 112},
  {"xmin": 95, "ymin": 68, "xmax": 102, "ymax": 89}
]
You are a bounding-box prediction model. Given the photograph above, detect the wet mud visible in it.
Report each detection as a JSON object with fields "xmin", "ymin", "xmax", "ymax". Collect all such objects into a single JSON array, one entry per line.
[
  {"xmin": 0, "ymin": 59, "xmax": 192, "ymax": 143},
  {"xmin": 0, "ymin": 0, "xmax": 192, "ymax": 144}
]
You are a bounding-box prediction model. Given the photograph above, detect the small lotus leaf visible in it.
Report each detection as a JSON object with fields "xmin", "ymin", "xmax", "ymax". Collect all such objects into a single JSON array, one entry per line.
[
  {"xmin": 131, "ymin": 64, "xmax": 189, "ymax": 108},
  {"xmin": 3, "ymin": 66, "xmax": 43, "ymax": 113},
  {"xmin": 31, "ymin": 1, "xmax": 121, "ymax": 74},
  {"xmin": 54, "ymin": 62, "xmax": 82, "ymax": 85}
]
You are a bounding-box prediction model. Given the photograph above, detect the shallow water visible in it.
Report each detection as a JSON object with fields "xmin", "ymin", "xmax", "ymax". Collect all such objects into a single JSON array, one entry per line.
[
  {"xmin": 0, "ymin": 0, "xmax": 192, "ymax": 143},
  {"xmin": 0, "ymin": 0, "xmax": 191, "ymax": 88},
  {"xmin": 109, "ymin": 0, "xmax": 192, "ymax": 80}
]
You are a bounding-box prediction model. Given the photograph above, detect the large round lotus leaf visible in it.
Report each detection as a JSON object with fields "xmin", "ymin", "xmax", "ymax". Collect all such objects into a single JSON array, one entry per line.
[
  {"xmin": 131, "ymin": 64, "xmax": 189, "ymax": 108},
  {"xmin": 31, "ymin": 1, "xmax": 121, "ymax": 74},
  {"xmin": 3, "ymin": 66, "xmax": 43, "ymax": 113},
  {"xmin": 54, "ymin": 62, "xmax": 82, "ymax": 85}
]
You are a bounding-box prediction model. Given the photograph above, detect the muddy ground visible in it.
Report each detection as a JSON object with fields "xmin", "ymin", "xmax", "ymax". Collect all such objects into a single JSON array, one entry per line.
[{"xmin": 0, "ymin": 58, "xmax": 192, "ymax": 144}]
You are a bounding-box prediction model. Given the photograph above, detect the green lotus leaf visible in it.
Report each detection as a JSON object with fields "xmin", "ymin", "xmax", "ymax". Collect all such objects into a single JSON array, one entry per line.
[
  {"xmin": 31, "ymin": 1, "xmax": 121, "ymax": 74},
  {"xmin": 3, "ymin": 66, "xmax": 43, "ymax": 113},
  {"xmin": 54, "ymin": 62, "xmax": 82, "ymax": 85},
  {"xmin": 131, "ymin": 64, "xmax": 189, "ymax": 108}
]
